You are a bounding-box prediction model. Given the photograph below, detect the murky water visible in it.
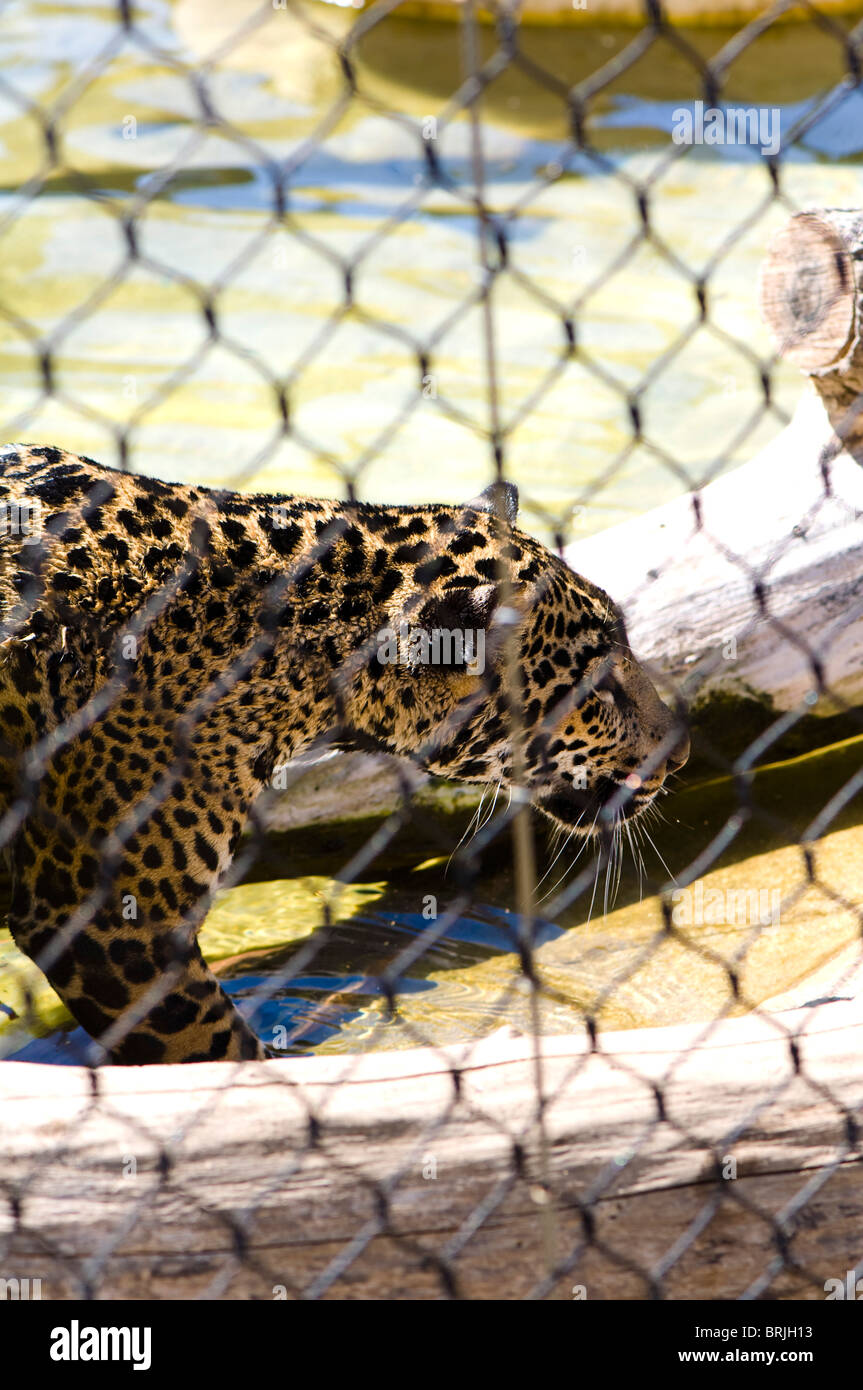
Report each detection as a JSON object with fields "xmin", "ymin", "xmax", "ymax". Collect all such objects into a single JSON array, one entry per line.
[
  {"xmin": 1, "ymin": 1, "xmax": 862, "ymax": 1060},
  {"xmin": 5, "ymin": 730, "xmax": 863, "ymax": 1061}
]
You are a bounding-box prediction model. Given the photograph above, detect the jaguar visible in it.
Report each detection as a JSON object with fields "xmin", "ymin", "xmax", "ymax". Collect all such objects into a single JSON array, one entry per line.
[{"xmin": 0, "ymin": 444, "xmax": 688, "ymax": 1063}]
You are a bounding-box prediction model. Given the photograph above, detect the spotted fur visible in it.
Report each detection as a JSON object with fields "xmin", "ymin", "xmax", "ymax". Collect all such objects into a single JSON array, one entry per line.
[{"xmin": 0, "ymin": 445, "xmax": 688, "ymax": 1064}]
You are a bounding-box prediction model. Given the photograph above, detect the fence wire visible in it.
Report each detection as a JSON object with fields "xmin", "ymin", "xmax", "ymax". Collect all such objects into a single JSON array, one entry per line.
[{"xmin": 0, "ymin": 0, "xmax": 862, "ymax": 1301}]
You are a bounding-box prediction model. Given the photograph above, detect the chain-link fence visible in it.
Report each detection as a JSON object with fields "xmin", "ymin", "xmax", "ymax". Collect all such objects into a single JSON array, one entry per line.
[{"xmin": 1, "ymin": 0, "xmax": 863, "ymax": 1302}]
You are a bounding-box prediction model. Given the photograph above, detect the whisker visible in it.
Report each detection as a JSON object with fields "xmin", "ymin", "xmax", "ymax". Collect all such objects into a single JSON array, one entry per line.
[
  {"xmin": 536, "ymin": 809, "xmax": 594, "ymax": 905},
  {"xmin": 586, "ymin": 846, "xmax": 602, "ymax": 926},
  {"xmin": 536, "ymin": 825, "xmax": 576, "ymax": 889},
  {"xmin": 612, "ymin": 819, "xmax": 624, "ymax": 907},
  {"xmin": 536, "ymin": 831, "xmax": 591, "ymax": 904},
  {"xmin": 625, "ymin": 821, "xmax": 643, "ymax": 902},
  {"xmin": 640, "ymin": 821, "xmax": 677, "ymax": 886},
  {"xmin": 477, "ymin": 779, "xmax": 502, "ymax": 834},
  {"xmin": 445, "ymin": 782, "xmax": 490, "ymax": 876},
  {"xmin": 632, "ymin": 820, "xmax": 650, "ymax": 888},
  {"xmin": 603, "ymin": 812, "xmax": 623, "ymax": 918}
]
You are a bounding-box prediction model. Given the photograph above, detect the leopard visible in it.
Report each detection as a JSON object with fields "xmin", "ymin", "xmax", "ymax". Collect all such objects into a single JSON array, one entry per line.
[{"xmin": 0, "ymin": 443, "xmax": 689, "ymax": 1064}]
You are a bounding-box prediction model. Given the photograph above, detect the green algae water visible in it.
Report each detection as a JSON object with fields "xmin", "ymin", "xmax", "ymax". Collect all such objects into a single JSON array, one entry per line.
[
  {"xmin": 2, "ymin": 1, "xmax": 863, "ymax": 537},
  {"xmin": 5, "ymin": 730, "xmax": 863, "ymax": 1061},
  {"xmin": 1, "ymin": 0, "xmax": 862, "ymax": 1060}
]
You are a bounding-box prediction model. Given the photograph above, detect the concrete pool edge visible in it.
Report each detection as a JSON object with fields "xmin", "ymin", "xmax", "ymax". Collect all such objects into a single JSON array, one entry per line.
[{"xmin": 2, "ymin": 989, "xmax": 861, "ymax": 1297}]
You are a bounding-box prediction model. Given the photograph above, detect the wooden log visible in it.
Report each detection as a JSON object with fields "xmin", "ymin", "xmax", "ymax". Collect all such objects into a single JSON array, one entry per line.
[
  {"xmin": 1, "ymin": 998, "xmax": 861, "ymax": 1299},
  {"xmin": 759, "ymin": 209, "xmax": 863, "ymax": 453},
  {"xmin": 565, "ymin": 207, "xmax": 863, "ymax": 718},
  {"xmin": 565, "ymin": 388, "xmax": 863, "ymax": 716}
]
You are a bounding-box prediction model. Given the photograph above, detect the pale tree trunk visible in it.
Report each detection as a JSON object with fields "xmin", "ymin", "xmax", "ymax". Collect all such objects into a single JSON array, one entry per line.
[{"xmin": 568, "ymin": 208, "xmax": 863, "ymax": 716}]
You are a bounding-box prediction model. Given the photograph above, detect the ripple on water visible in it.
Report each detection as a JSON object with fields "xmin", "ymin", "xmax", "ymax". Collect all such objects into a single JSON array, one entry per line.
[{"xmin": 2, "ymin": 5, "xmax": 862, "ymax": 536}]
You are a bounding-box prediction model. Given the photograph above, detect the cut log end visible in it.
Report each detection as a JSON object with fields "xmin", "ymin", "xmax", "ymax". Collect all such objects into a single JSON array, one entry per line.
[{"xmin": 758, "ymin": 212, "xmax": 858, "ymax": 370}]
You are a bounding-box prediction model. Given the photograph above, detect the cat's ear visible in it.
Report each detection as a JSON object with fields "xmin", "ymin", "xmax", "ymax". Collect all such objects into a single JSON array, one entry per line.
[{"xmin": 467, "ymin": 481, "xmax": 518, "ymax": 524}]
